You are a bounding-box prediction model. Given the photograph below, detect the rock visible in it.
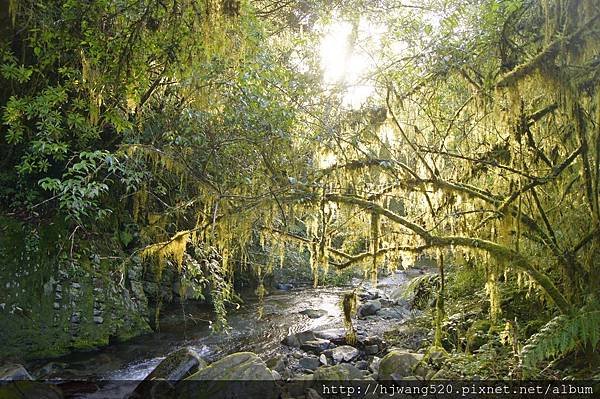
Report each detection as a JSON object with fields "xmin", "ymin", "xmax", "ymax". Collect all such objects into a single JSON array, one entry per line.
[
  {"xmin": 358, "ymin": 289, "xmax": 381, "ymax": 301},
  {"xmin": 300, "ymin": 338, "xmax": 332, "ymax": 354},
  {"xmin": 93, "ymin": 316, "xmax": 104, "ymax": 324},
  {"xmin": 299, "ymin": 357, "xmax": 320, "ymax": 371},
  {"xmin": 306, "ymin": 387, "xmax": 323, "ymax": 399},
  {"xmin": 271, "ymin": 370, "xmax": 282, "ymax": 380},
  {"xmin": 319, "ymin": 354, "xmax": 328, "ymax": 366},
  {"xmin": 275, "ymin": 283, "xmax": 294, "ymax": 291},
  {"xmin": 466, "ymin": 319, "xmax": 491, "ymax": 352},
  {"xmin": 282, "ymin": 330, "xmax": 316, "ymax": 347},
  {"xmin": 266, "ymin": 354, "xmax": 287, "ymax": 374},
  {"xmin": 0, "ymin": 381, "xmax": 63, "ymax": 399},
  {"xmin": 431, "ymin": 368, "xmax": 461, "ymax": 380},
  {"xmin": 364, "ymin": 345, "xmax": 379, "ymax": 355},
  {"xmin": 0, "ymin": 364, "xmax": 32, "ymax": 381},
  {"xmin": 300, "ymin": 309, "xmax": 328, "ymax": 319},
  {"xmin": 131, "ymin": 347, "xmax": 206, "ymax": 398},
  {"xmin": 357, "ymin": 300, "xmax": 381, "ymax": 318},
  {"xmin": 286, "ymin": 374, "xmax": 314, "ymax": 397},
  {"xmin": 355, "ymin": 361, "xmax": 369, "ymax": 370},
  {"xmin": 314, "ymin": 328, "xmax": 347, "ymax": 345},
  {"xmin": 331, "ymin": 345, "xmax": 359, "ymax": 363},
  {"xmin": 378, "ymin": 350, "xmax": 426, "ymax": 380},
  {"xmin": 177, "ymin": 352, "xmax": 277, "ymax": 399},
  {"xmin": 70, "ymin": 312, "xmax": 81, "ymax": 323},
  {"xmin": 427, "ymin": 348, "xmax": 447, "ymax": 368},
  {"xmin": 369, "ymin": 356, "xmax": 381, "ymax": 373},
  {"xmin": 376, "ymin": 307, "xmax": 408, "ymax": 319},
  {"xmin": 313, "ymin": 364, "xmax": 371, "ymax": 381}
]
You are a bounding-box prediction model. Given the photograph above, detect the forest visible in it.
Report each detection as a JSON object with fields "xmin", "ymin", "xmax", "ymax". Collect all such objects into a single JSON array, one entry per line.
[{"xmin": 0, "ymin": 0, "xmax": 599, "ymax": 398}]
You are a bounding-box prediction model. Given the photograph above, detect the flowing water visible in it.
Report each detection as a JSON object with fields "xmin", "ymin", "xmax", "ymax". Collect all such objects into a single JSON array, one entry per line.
[{"xmin": 26, "ymin": 271, "xmax": 415, "ymax": 398}]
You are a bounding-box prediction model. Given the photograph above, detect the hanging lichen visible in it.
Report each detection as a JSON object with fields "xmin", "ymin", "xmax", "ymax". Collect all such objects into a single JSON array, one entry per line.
[
  {"xmin": 370, "ymin": 211, "xmax": 380, "ymax": 284},
  {"xmin": 341, "ymin": 292, "xmax": 358, "ymax": 344},
  {"xmin": 485, "ymin": 256, "xmax": 502, "ymax": 322}
]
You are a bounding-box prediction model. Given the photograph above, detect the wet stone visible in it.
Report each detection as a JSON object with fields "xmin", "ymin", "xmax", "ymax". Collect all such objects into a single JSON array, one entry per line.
[
  {"xmin": 331, "ymin": 345, "xmax": 360, "ymax": 364},
  {"xmin": 300, "ymin": 338, "xmax": 332, "ymax": 354},
  {"xmin": 300, "ymin": 309, "xmax": 328, "ymax": 319},
  {"xmin": 299, "ymin": 356, "xmax": 320, "ymax": 371}
]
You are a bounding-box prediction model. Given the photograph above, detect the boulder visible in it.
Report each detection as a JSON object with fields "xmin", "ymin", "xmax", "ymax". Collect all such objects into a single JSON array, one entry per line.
[
  {"xmin": 0, "ymin": 381, "xmax": 63, "ymax": 399},
  {"xmin": 376, "ymin": 307, "xmax": 409, "ymax": 319},
  {"xmin": 300, "ymin": 309, "xmax": 328, "ymax": 319},
  {"xmin": 282, "ymin": 330, "xmax": 317, "ymax": 347},
  {"xmin": 301, "ymin": 338, "xmax": 332, "ymax": 354},
  {"xmin": 319, "ymin": 354, "xmax": 328, "ymax": 366},
  {"xmin": 275, "ymin": 283, "xmax": 294, "ymax": 291},
  {"xmin": 286, "ymin": 374, "xmax": 314, "ymax": 397},
  {"xmin": 331, "ymin": 345, "xmax": 360, "ymax": 364},
  {"xmin": 299, "ymin": 356, "xmax": 320, "ymax": 371},
  {"xmin": 0, "ymin": 364, "xmax": 32, "ymax": 381},
  {"xmin": 312, "ymin": 364, "xmax": 372, "ymax": 381},
  {"xmin": 265, "ymin": 354, "xmax": 287, "ymax": 374},
  {"xmin": 306, "ymin": 387, "xmax": 324, "ymax": 399},
  {"xmin": 358, "ymin": 289, "xmax": 382, "ymax": 301},
  {"xmin": 314, "ymin": 328, "xmax": 347, "ymax": 345},
  {"xmin": 357, "ymin": 300, "xmax": 381, "ymax": 318},
  {"xmin": 130, "ymin": 347, "xmax": 206, "ymax": 398},
  {"xmin": 378, "ymin": 350, "xmax": 426, "ymax": 380},
  {"xmin": 176, "ymin": 352, "xmax": 277, "ymax": 399},
  {"xmin": 355, "ymin": 361, "xmax": 369, "ymax": 370}
]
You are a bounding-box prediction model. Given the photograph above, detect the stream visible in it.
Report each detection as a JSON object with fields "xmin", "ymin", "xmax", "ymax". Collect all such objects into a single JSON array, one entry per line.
[{"xmin": 25, "ymin": 270, "xmax": 420, "ymax": 398}]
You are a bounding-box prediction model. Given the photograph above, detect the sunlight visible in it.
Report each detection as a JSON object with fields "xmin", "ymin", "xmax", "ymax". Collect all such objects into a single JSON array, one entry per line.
[{"xmin": 319, "ymin": 18, "xmax": 384, "ymax": 108}]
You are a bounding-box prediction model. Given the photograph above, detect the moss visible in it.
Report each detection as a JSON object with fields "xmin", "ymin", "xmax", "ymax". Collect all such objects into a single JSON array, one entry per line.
[{"xmin": 0, "ymin": 215, "xmax": 151, "ymax": 360}]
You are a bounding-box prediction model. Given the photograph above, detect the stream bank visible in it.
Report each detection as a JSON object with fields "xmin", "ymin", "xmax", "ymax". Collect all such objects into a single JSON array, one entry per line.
[{"xmin": 2, "ymin": 267, "xmax": 433, "ymax": 398}]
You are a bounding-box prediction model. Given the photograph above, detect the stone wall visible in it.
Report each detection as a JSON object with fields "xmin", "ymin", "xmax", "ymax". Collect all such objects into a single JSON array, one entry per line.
[{"xmin": 0, "ymin": 216, "xmax": 151, "ymax": 360}]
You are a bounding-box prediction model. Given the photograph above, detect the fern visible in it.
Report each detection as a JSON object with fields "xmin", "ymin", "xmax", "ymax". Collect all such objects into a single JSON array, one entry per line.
[{"xmin": 521, "ymin": 306, "xmax": 600, "ymax": 371}]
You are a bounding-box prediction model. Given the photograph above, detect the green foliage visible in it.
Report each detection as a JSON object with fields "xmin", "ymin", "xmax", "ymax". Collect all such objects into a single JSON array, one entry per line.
[{"xmin": 521, "ymin": 303, "xmax": 600, "ymax": 374}]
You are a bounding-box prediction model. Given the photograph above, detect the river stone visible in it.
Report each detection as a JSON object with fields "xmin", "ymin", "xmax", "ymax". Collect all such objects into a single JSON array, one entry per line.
[
  {"xmin": 306, "ymin": 387, "xmax": 324, "ymax": 399},
  {"xmin": 0, "ymin": 364, "xmax": 33, "ymax": 381},
  {"xmin": 0, "ymin": 381, "xmax": 63, "ymax": 399},
  {"xmin": 358, "ymin": 289, "xmax": 381, "ymax": 301},
  {"xmin": 286, "ymin": 374, "xmax": 314, "ymax": 397},
  {"xmin": 130, "ymin": 347, "xmax": 206, "ymax": 398},
  {"xmin": 265, "ymin": 354, "xmax": 287, "ymax": 373},
  {"xmin": 314, "ymin": 328, "xmax": 347, "ymax": 345},
  {"xmin": 300, "ymin": 309, "xmax": 328, "ymax": 319},
  {"xmin": 355, "ymin": 361, "xmax": 369, "ymax": 370},
  {"xmin": 275, "ymin": 283, "xmax": 294, "ymax": 291},
  {"xmin": 301, "ymin": 338, "xmax": 332, "ymax": 354},
  {"xmin": 312, "ymin": 363, "xmax": 371, "ymax": 381},
  {"xmin": 357, "ymin": 300, "xmax": 381, "ymax": 318},
  {"xmin": 299, "ymin": 356, "xmax": 320, "ymax": 371},
  {"xmin": 378, "ymin": 350, "xmax": 425, "ymax": 380},
  {"xmin": 377, "ymin": 307, "xmax": 409, "ymax": 319},
  {"xmin": 177, "ymin": 352, "xmax": 277, "ymax": 399},
  {"xmin": 319, "ymin": 354, "xmax": 328, "ymax": 366},
  {"xmin": 331, "ymin": 345, "xmax": 360, "ymax": 363},
  {"xmin": 282, "ymin": 330, "xmax": 317, "ymax": 347}
]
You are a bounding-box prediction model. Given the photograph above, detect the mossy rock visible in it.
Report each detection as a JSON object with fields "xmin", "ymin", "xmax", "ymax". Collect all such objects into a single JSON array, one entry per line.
[
  {"xmin": 466, "ymin": 319, "xmax": 491, "ymax": 352},
  {"xmin": 312, "ymin": 363, "xmax": 369, "ymax": 381},
  {"xmin": 0, "ymin": 381, "xmax": 63, "ymax": 399},
  {"xmin": 378, "ymin": 350, "xmax": 427, "ymax": 380},
  {"xmin": 130, "ymin": 347, "xmax": 207, "ymax": 398},
  {"xmin": 175, "ymin": 352, "xmax": 277, "ymax": 399}
]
